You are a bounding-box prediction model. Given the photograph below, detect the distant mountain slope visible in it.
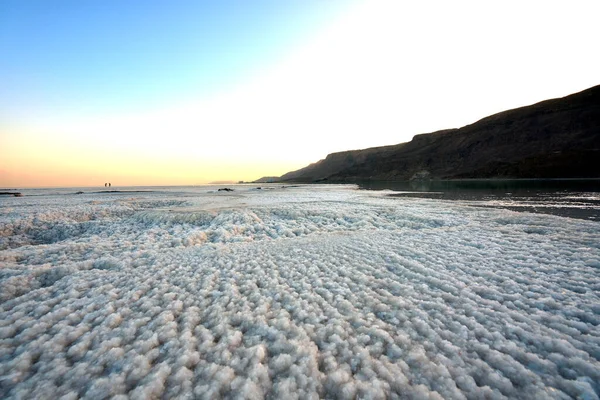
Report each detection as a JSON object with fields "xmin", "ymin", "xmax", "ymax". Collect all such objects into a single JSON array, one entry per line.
[{"xmin": 272, "ymin": 85, "xmax": 600, "ymax": 182}]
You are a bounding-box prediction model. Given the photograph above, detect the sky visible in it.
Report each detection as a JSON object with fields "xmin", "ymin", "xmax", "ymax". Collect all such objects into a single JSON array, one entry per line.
[{"xmin": 1, "ymin": 0, "xmax": 599, "ymax": 187}]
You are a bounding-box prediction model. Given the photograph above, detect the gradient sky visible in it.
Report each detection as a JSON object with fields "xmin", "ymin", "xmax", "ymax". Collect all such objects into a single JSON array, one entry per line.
[{"xmin": 1, "ymin": 0, "xmax": 599, "ymax": 187}]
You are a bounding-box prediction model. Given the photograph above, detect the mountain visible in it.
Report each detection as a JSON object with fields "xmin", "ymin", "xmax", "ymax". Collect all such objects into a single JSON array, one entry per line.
[
  {"xmin": 253, "ymin": 176, "xmax": 281, "ymax": 183},
  {"xmin": 269, "ymin": 85, "xmax": 600, "ymax": 182}
]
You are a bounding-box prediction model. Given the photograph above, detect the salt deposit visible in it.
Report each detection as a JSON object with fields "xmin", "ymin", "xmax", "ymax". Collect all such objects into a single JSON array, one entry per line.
[{"xmin": 1, "ymin": 185, "xmax": 599, "ymax": 399}]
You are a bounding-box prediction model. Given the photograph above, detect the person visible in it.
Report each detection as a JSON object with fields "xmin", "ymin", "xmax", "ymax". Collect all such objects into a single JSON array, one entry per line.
[
  {"xmin": 105, "ymin": 183, "xmax": 107, "ymax": 187},
  {"xmin": 109, "ymin": 183, "xmax": 111, "ymax": 187}
]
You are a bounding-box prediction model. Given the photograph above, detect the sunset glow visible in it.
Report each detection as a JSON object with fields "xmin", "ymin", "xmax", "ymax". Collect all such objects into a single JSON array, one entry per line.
[{"xmin": 1, "ymin": 0, "xmax": 599, "ymax": 187}]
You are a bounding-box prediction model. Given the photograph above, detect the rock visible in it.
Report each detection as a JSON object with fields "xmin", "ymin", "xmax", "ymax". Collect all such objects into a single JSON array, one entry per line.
[
  {"xmin": 410, "ymin": 170, "xmax": 431, "ymax": 181},
  {"xmin": 276, "ymin": 85, "xmax": 600, "ymax": 181}
]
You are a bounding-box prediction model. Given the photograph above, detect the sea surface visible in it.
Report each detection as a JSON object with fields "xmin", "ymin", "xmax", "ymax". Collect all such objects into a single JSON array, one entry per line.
[
  {"xmin": 359, "ymin": 179, "xmax": 600, "ymax": 221},
  {"xmin": 1, "ymin": 183, "xmax": 599, "ymax": 398}
]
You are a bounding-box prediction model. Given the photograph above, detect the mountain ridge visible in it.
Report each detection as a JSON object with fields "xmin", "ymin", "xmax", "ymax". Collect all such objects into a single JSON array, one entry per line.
[{"xmin": 260, "ymin": 85, "xmax": 600, "ymax": 182}]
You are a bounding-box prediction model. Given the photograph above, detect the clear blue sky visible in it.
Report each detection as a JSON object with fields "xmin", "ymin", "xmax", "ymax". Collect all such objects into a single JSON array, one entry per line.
[{"xmin": 1, "ymin": 0, "xmax": 352, "ymax": 120}]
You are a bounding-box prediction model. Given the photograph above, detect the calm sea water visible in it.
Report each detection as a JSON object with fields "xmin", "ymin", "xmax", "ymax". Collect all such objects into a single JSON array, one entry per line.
[{"xmin": 359, "ymin": 179, "xmax": 600, "ymax": 221}]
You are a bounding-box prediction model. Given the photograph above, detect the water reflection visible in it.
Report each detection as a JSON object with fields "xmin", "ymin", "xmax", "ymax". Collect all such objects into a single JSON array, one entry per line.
[{"xmin": 359, "ymin": 180, "xmax": 600, "ymax": 221}]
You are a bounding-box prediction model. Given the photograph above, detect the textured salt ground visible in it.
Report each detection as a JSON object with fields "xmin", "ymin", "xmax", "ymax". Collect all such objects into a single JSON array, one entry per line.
[{"xmin": 1, "ymin": 186, "xmax": 599, "ymax": 399}]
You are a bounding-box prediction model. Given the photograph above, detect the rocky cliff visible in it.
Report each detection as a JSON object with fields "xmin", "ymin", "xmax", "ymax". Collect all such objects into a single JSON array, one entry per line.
[{"xmin": 270, "ymin": 85, "xmax": 600, "ymax": 182}]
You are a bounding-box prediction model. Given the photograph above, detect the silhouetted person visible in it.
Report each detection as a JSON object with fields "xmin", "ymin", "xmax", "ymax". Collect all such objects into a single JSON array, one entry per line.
[
  {"xmin": 105, "ymin": 183, "xmax": 107, "ymax": 187},
  {"xmin": 109, "ymin": 183, "xmax": 111, "ymax": 187}
]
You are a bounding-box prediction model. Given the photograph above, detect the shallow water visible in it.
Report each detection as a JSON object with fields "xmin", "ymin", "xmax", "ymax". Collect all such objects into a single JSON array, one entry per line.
[{"xmin": 359, "ymin": 180, "xmax": 600, "ymax": 221}]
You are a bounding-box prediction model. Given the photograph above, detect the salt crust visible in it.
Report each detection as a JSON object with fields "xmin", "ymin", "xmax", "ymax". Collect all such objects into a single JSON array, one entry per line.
[{"xmin": 1, "ymin": 186, "xmax": 599, "ymax": 399}]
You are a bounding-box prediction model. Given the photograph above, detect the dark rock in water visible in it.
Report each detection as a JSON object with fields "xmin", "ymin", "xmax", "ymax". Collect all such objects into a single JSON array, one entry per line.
[
  {"xmin": 75, "ymin": 191, "xmax": 84, "ymax": 195},
  {"xmin": 0, "ymin": 192, "xmax": 22, "ymax": 197},
  {"xmin": 275, "ymin": 85, "xmax": 600, "ymax": 182},
  {"xmin": 218, "ymin": 188, "xmax": 234, "ymax": 192}
]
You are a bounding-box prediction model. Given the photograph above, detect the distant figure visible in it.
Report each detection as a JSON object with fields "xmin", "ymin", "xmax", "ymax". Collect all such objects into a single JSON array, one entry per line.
[
  {"xmin": 109, "ymin": 183, "xmax": 111, "ymax": 187},
  {"xmin": 105, "ymin": 183, "xmax": 107, "ymax": 187}
]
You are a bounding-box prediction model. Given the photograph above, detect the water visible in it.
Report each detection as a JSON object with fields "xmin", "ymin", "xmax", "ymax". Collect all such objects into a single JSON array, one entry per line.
[{"xmin": 358, "ymin": 179, "xmax": 600, "ymax": 221}]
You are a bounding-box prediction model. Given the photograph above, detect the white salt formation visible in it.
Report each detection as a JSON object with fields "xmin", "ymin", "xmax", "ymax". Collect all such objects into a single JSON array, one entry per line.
[{"xmin": 1, "ymin": 185, "xmax": 599, "ymax": 399}]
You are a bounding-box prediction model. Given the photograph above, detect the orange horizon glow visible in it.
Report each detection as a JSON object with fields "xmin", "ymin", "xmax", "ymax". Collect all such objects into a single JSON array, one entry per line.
[
  {"xmin": 0, "ymin": 127, "xmax": 299, "ymax": 188},
  {"xmin": 1, "ymin": 115, "xmax": 307, "ymax": 188},
  {"xmin": 0, "ymin": 156, "xmax": 298, "ymax": 189}
]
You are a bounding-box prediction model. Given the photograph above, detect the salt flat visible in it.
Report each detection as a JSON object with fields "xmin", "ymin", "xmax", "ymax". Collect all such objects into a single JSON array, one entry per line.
[{"xmin": 1, "ymin": 185, "xmax": 599, "ymax": 399}]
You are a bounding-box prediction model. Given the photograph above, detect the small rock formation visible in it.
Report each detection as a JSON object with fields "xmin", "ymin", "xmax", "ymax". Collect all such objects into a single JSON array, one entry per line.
[{"xmin": 0, "ymin": 192, "xmax": 23, "ymax": 197}]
